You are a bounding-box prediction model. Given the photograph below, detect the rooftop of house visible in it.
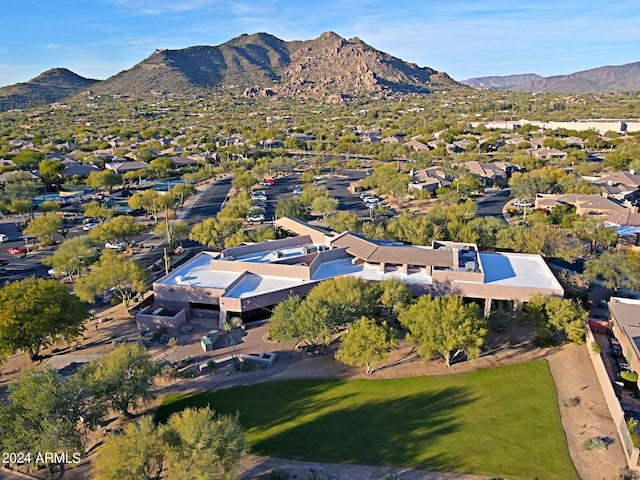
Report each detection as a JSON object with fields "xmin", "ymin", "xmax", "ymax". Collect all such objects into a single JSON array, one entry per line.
[{"xmin": 609, "ymin": 297, "xmax": 640, "ymax": 359}]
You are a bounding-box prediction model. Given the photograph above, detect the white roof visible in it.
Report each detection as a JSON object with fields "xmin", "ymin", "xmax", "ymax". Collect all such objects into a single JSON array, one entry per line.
[{"xmin": 479, "ymin": 252, "xmax": 563, "ymax": 290}]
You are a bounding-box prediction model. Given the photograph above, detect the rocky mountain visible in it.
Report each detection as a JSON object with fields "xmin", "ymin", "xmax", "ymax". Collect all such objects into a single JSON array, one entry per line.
[
  {"xmin": 0, "ymin": 68, "xmax": 98, "ymax": 111},
  {"xmin": 462, "ymin": 74, "xmax": 544, "ymax": 90},
  {"xmin": 462, "ymin": 61, "xmax": 640, "ymax": 93},
  {"xmin": 91, "ymin": 31, "xmax": 457, "ymax": 98}
]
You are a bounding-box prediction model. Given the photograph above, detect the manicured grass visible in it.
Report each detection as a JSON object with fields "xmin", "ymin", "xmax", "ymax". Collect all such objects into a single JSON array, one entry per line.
[{"xmin": 156, "ymin": 360, "xmax": 577, "ymax": 479}]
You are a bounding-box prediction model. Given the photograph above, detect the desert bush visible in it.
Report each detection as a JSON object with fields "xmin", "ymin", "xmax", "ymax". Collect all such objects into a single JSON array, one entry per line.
[
  {"xmin": 270, "ymin": 467, "xmax": 291, "ymax": 480},
  {"xmin": 582, "ymin": 436, "xmax": 607, "ymax": 451},
  {"xmin": 300, "ymin": 469, "xmax": 330, "ymax": 480}
]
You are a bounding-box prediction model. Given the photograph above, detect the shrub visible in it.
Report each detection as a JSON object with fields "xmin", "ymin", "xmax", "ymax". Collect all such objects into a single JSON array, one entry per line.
[
  {"xmin": 206, "ymin": 359, "xmax": 217, "ymax": 372},
  {"xmin": 300, "ymin": 469, "xmax": 330, "ymax": 480},
  {"xmin": 582, "ymin": 436, "xmax": 607, "ymax": 451},
  {"xmin": 234, "ymin": 358, "xmax": 257, "ymax": 373},
  {"xmin": 627, "ymin": 418, "xmax": 640, "ymax": 448},
  {"xmin": 381, "ymin": 475, "xmax": 401, "ymax": 480},
  {"xmin": 591, "ymin": 341, "xmax": 602, "ymax": 354},
  {"xmin": 622, "ymin": 371, "xmax": 639, "ymax": 383},
  {"xmin": 618, "ymin": 467, "xmax": 640, "ymax": 480},
  {"xmin": 167, "ymin": 337, "xmax": 178, "ymax": 348},
  {"xmin": 230, "ymin": 316, "xmax": 244, "ymax": 329},
  {"xmin": 270, "ymin": 467, "xmax": 291, "ymax": 480},
  {"xmin": 160, "ymin": 364, "xmax": 179, "ymax": 380}
]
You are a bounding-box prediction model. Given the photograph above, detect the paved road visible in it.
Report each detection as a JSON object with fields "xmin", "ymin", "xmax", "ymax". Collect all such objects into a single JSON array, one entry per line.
[
  {"xmin": 475, "ymin": 188, "xmax": 511, "ymax": 220},
  {"xmin": 184, "ymin": 176, "xmax": 233, "ymax": 225}
]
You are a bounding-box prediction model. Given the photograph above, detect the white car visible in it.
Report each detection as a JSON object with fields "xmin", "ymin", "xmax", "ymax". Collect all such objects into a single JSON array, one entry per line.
[
  {"xmin": 246, "ymin": 214, "xmax": 265, "ymax": 224},
  {"xmin": 82, "ymin": 222, "xmax": 99, "ymax": 231},
  {"xmin": 251, "ymin": 192, "xmax": 267, "ymax": 201},
  {"xmin": 105, "ymin": 241, "xmax": 127, "ymax": 251},
  {"xmin": 0, "ymin": 234, "xmax": 7, "ymax": 243},
  {"xmin": 514, "ymin": 200, "xmax": 533, "ymax": 208}
]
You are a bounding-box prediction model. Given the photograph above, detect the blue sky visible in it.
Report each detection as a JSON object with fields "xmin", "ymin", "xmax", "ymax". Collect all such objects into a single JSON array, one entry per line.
[{"xmin": 1, "ymin": 0, "xmax": 639, "ymax": 87}]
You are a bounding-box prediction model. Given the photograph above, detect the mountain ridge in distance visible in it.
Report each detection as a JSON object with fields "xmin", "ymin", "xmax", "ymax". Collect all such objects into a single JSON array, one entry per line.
[
  {"xmin": 463, "ymin": 61, "xmax": 640, "ymax": 93},
  {"xmin": 0, "ymin": 68, "xmax": 98, "ymax": 111}
]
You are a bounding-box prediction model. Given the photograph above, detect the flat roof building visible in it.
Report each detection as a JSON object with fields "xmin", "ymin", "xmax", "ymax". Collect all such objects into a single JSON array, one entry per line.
[{"xmin": 143, "ymin": 218, "xmax": 564, "ymax": 331}]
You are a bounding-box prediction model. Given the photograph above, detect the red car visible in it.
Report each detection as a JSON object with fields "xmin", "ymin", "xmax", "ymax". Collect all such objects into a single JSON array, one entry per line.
[{"xmin": 7, "ymin": 247, "xmax": 26, "ymax": 255}]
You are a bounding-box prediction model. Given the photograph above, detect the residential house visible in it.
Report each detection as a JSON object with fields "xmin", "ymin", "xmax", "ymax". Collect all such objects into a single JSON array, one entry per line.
[
  {"xmin": 105, "ymin": 161, "xmax": 150, "ymax": 174},
  {"xmin": 456, "ymin": 161, "xmax": 514, "ymax": 187},
  {"xmin": 408, "ymin": 166, "xmax": 450, "ymax": 193},
  {"xmin": 381, "ymin": 135, "xmax": 405, "ymax": 144},
  {"xmin": 608, "ymin": 297, "xmax": 640, "ymax": 376},
  {"xmin": 591, "ymin": 171, "xmax": 640, "ymax": 203},
  {"xmin": 535, "ymin": 193, "xmax": 640, "ymax": 227},
  {"xmin": 60, "ymin": 158, "xmax": 98, "ymax": 178},
  {"xmin": 526, "ymin": 147, "xmax": 568, "ymax": 160},
  {"xmin": 404, "ymin": 139, "xmax": 430, "ymax": 152}
]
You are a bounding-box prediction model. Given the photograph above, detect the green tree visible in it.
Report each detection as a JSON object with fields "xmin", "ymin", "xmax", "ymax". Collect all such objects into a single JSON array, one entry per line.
[
  {"xmin": 275, "ymin": 198, "xmax": 309, "ymax": 220},
  {"xmin": 326, "ymin": 211, "xmax": 360, "ymax": 233},
  {"xmin": 129, "ymin": 189, "xmax": 166, "ymax": 222},
  {"xmin": 268, "ymin": 296, "xmax": 335, "ymax": 348},
  {"xmin": 467, "ymin": 216, "xmax": 508, "ymax": 250},
  {"xmin": 82, "ymin": 200, "xmax": 117, "ymax": 222},
  {"xmin": 0, "ymin": 368, "xmax": 102, "ymax": 462},
  {"xmin": 497, "ymin": 223, "xmax": 583, "ymax": 262},
  {"xmin": 3, "ymin": 171, "xmax": 40, "ymax": 201},
  {"xmin": 42, "ymin": 236, "xmax": 100, "ymax": 280},
  {"xmin": 12, "ymin": 149, "xmax": 44, "ymax": 168},
  {"xmin": 189, "ymin": 217, "xmax": 242, "ymax": 248},
  {"xmin": 8, "ymin": 198, "xmax": 34, "ymax": 225},
  {"xmin": 572, "ymin": 218, "xmax": 617, "ymax": 254},
  {"xmin": 232, "ymin": 170, "xmax": 257, "ymax": 192},
  {"xmin": 89, "ymin": 215, "xmax": 146, "ymax": 245},
  {"xmin": 306, "ymin": 276, "xmax": 381, "ymax": 326},
  {"xmin": 24, "ymin": 212, "xmax": 63, "ymax": 246},
  {"xmin": 38, "ymin": 159, "xmax": 65, "ymax": 186},
  {"xmin": 524, "ymin": 295, "xmax": 588, "ymax": 344},
  {"xmin": 170, "ymin": 184, "xmax": 197, "ymax": 206},
  {"xmin": 378, "ymin": 278, "xmax": 413, "ymax": 318},
  {"xmin": 162, "ymin": 407, "xmax": 248, "ymax": 480},
  {"xmin": 38, "ymin": 200, "xmax": 61, "ymax": 212},
  {"xmin": 86, "ymin": 169, "xmax": 122, "ymax": 193},
  {"xmin": 509, "ymin": 171, "xmax": 553, "ymax": 202},
  {"xmin": 92, "ymin": 416, "xmax": 164, "ymax": 480},
  {"xmin": 399, "ymin": 295, "xmax": 487, "ymax": 367},
  {"xmin": 0, "ymin": 277, "xmax": 87, "ymax": 361},
  {"xmin": 585, "ymin": 251, "xmax": 640, "ymax": 292},
  {"xmin": 154, "ymin": 219, "xmax": 190, "ymax": 250},
  {"xmin": 84, "ymin": 343, "xmax": 160, "ymax": 417},
  {"xmin": 311, "ymin": 195, "xmax": 339, "ymax": 219},
  {"xmin": 75, "ymin": 249, "xmax": 148, "ymax": 306},
  {"xmin": 335, "ymin": 317, "xmax": 398, "ymax": 374}
]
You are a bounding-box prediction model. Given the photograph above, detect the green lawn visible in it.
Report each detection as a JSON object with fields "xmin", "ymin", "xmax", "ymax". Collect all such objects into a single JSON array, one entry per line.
[{"xmin": 156, "ymin": 360, "xmax": 577, "ymax": 480}]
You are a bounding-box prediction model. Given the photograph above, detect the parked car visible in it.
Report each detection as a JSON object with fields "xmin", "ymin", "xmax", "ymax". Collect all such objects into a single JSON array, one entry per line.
[
  {"xmin": 0, "ymin": 234, "xmax": 8, "ymax": 243},
  {"xmin": 246, "ymin": 213, "xmax": 265, "ymax": 224},
  {"xmin": 7, "ymin": 247, "xmax": 26, "ymax": 255},
  {"xmin": 82, "ymin": 222, "xmax": 99, "ymax": 231},
  {"xmin": 514, "ymin": 200, "xmax": 533, "ymax": 208},
  {"xmin": 105, "ymin": 241, "xmax": 127, "ymax": 251},
  {"xmin": 618, "ymin": 361, "xmax": 632, "ymax": 372}
]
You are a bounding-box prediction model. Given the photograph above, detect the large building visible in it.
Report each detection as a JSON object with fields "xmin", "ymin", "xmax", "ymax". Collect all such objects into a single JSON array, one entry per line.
[{"xmin": 138, "ymin": 218, "xmax": 564, "ymax": 331}]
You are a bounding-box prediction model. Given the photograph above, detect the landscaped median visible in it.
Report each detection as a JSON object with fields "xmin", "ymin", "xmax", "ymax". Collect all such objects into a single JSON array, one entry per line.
[{"xmin": 156, "ymin": 360, "xmax": 578, "ymax": 480}]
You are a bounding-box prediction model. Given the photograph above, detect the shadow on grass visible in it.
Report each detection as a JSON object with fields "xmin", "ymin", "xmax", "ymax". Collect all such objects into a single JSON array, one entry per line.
[{"xmin": 156, "ymin": 379, "xmax": 474, "ymax": 473}]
